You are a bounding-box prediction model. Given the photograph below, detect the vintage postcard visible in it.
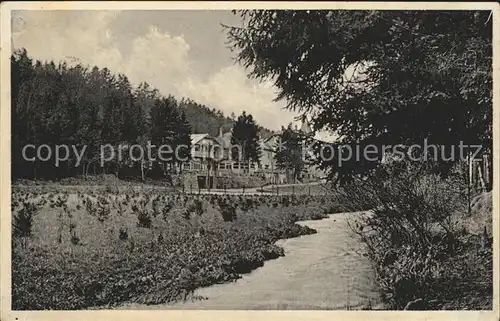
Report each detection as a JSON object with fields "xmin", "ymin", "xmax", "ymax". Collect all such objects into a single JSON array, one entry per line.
[{"xmin": 1, "ymin": 2, "xmax": 498, "ymax": 321}]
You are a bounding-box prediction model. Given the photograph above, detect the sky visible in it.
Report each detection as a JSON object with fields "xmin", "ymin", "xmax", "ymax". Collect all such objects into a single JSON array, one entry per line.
[{"xmin": 11, "ymin": 10, "xmax": 304, "ymax": 132}]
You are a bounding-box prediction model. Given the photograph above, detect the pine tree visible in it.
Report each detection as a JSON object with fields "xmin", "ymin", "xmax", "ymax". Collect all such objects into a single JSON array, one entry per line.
[
  {"xmin": 10, "ymin": 49, "xmax": 272, "ymax": 182},
  {"xmin": 275, "ymin": 124, "xmax": 304, "ymax": 183},
  {"xmin": 173, "ymin": 110, "xmax": 192, "ymax": 169},
  {"xmin": 150, "ymin": 96, "xmax": 180, "ymax": 177},
  {"xmin": 230, "ymin": 111, "xmax": 261, "ymax": 172}
]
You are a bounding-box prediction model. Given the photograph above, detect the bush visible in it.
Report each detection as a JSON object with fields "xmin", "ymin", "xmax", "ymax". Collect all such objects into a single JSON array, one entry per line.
[
  {"xmin": 96, "ymin": 196, "xmax": 111, "ymax": 223},
  {"xmin": 133, "ymin": 204, "xmax": 152, "ymax": 229},
  {"xmin": 190, "ymin": 198, "xmax": 205, "ymax": 216},
  {"xmin": 348, "ymin": 160, "xmax": 491, "ymax": 309},
  {"xmin": 217, "ymin": 197, "xmax": 238, "ymax": 222},
  {"xmin": 13, "ymin": 202, "xmax": 39, "ymax": 249},
  {"xmin": 350, "ymin": 161, "xmax": 466, "ymax": 248},
  {"xmin": 119, "ymin": 228, "xmax": 129, "ymax": 240}
]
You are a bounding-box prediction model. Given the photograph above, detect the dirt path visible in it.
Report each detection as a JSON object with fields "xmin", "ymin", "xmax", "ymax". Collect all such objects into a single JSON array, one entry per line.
[{"xmin": 117, "ymin": 212, "xmax": 383, "ymax": 310}]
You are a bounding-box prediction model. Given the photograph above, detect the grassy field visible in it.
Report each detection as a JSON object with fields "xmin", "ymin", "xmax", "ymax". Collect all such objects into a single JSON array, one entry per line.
[
  {"xmin": 11, "ymin": 177, "xmax": 492, "ymax": 310},
  {"xmin": 11, "ymin": 185, "xmax": 344, "ymax": 310}
]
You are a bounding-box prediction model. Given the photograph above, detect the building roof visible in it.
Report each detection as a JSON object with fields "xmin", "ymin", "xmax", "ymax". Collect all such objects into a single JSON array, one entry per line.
[
  {"xmin": 215, "ymin": 131, "xmax": 232, "ymax": 149},
  {"xmin": 190, "ymin": 134, "xmax": 210, "ymax": 145}
]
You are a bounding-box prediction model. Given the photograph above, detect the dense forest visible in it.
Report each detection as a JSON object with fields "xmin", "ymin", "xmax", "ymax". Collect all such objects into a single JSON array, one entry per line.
[{"xmin": 11, "ymin": 49, "xmax": 273, "ymax": 181}]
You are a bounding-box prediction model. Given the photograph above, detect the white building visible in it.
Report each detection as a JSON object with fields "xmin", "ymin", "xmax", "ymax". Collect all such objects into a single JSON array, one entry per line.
[{"xmin": 182, "ymin": 116, "xmax": 324, "ymax": 188}]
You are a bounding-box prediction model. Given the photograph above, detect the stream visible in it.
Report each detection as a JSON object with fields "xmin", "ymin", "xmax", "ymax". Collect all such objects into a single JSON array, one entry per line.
[{"xmin": 118, "ymin": 212, "xmax": 383, "ymax": 310}]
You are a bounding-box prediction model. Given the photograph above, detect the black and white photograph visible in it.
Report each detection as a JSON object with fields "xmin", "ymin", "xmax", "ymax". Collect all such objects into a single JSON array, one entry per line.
[{"xmin": 0, "ymin": 2, "xmax": 498, "ymax": 319}]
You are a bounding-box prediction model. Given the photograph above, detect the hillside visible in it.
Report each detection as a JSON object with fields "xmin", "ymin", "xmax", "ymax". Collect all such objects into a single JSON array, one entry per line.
[{"xmin": 180, "ymin": 98, "xmax": 274, "ymax": 138}]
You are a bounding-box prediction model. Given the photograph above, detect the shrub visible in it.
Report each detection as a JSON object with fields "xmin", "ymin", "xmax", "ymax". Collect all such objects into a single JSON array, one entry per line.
[
  {"xmin": 13, "ymin": 202, "xmax": 39, "ymax": 248},
  {"xmin": 137, "ymin": 210, "xmax": 152, "ymax": 228},
  {"xmin": 216, "ymin": 197, "xmax": 237, "ymax": 222},
  {"xmin": 119, "ymin": 228, "xmax": 129, "ymax": 240},
  {"xmin": 190, "ymin": 198, "xmax": 205, "ymax": 216},
  {"xmin": 70, "ymin": 232, "xmax": 80, "ymax": 245},
  {"xmin": 113, "ymin": 198, "xmax": 127, "ymax": 216},
  {"xmin": 358, "ymin": 162, "xmax": 465, "ymax": 250},
  {"xmin": 161, "ymin": 199, "xmax": 174, "ymax": 221},
  {"xmin": 96, "ymin": 199, "xmax": 111, "ymax": 223},
  {"xmin": 85, "ymin": 197, "xmax": 97, "ymax": 216},
  {"xmin": 133, "ymin": 203, "xmax": 152, "ymax": 229},
  {"xmin": 349, "ymin": 160, "xmax": 488, "ymax": 309}
]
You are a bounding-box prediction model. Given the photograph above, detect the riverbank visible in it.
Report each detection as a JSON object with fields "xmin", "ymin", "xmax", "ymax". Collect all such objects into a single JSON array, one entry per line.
[
  {"xmin": 12, "ymin": 189, "xmax": 340, "ymax": 310},
  {"xmin": 115, "ymin": 213, "xmax": 383, "ymax": 310}
]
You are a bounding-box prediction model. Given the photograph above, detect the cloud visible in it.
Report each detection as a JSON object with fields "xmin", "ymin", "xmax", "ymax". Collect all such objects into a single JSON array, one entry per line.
[
  {"xmin": 11, "ymin": 10, "xmax": 299, "ymax": 130},
  {"xmin": 124, "ymin": 26, "xmax": 193, "ymax": 96},
  {"xmin": 177, "ymin": 65, "xmax": 297, "ymax": 129},
  {"xmin": 12, "ymin": 11, "xmax": 123, "ymax": 68}
]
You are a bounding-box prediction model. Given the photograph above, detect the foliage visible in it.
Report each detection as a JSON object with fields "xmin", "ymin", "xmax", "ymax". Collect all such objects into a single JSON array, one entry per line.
[
  {"xmin": 344, "ymin": 160, "xmax": 491, "ymax": 309},
  {"xmin": 10, "ymin": 50, "xmax": 273, "ymax": 182},
  {"xmin": 275, "ymin": 124, "xmax": 306, "ymax": 182},
  {"xmin": 230, "ymin": 111, "xmax": 262, "ymax": 168},
  {"xmin": 225, "ymin": 10, "xmax": 493, "ymax": 183},
  {"xmin": 180, "ymin": 98, "xmax": 234, "ymax": 137},
  {"xmin": 216, "ymin": 197, "xmax": 238, "ymax": 222},
  {"xmin": 149, "ymin": 95, "xmax": 192, "ymax": 177},
  {"xmin": 179, "ymin": 98, "xmax": 273, "ymax": 139},
  {"xmin": 13, "ymin": 201, "xmax": 40, "ymax": 249},
  {"xmin": 11, "ymin": 188, "xmax": 333, "ymax": 309}
]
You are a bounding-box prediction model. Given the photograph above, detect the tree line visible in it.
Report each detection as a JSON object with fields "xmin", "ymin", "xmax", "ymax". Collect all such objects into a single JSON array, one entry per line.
[{"xmin": 10, "ymin": 49, "xmax": 272, "ymax": 182}]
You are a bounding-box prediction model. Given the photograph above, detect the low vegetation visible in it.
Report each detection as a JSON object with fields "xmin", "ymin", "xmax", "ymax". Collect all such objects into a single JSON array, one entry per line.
[
  {"xmin": 341, "ymin": 161, "xmax": 493, "ymax": 310},
  {"xmin": 11, "ymin": 187, "xmax": 340, "ymax": 310},
  {"xmin": 12, "ymin": 162, "xmax": 492, "ymax": 311}
]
